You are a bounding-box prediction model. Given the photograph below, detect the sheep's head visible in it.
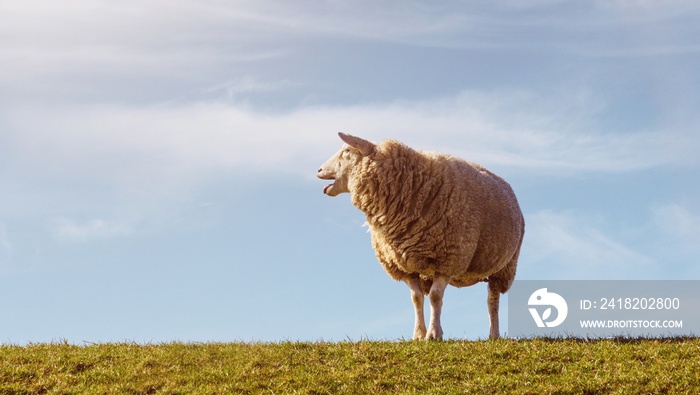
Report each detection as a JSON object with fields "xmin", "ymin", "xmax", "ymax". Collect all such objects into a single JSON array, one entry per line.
[{"xmin": 317, "ymin": 132, "xmax": 375, "ymax": 196}]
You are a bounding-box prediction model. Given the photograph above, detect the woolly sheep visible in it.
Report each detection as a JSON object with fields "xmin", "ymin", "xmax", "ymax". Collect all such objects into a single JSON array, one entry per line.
[{"xmin": 317, "ymin": 132, "xmax": 524, "ymax": 340}]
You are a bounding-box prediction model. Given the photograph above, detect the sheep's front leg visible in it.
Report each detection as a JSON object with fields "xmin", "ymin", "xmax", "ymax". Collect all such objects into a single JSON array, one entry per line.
[
  {"xmin": 426, "ymin": 276, "xmax": 449, "ymax": 340},
  {"xmin": 405, "ymin": 277, "xmax": 426, "ymax": 340}
]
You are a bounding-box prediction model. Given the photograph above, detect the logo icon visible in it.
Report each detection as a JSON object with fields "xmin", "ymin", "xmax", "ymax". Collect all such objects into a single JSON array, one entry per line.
[{"xmin": 528, "ymin": 288, "xmax": 568, "ymax": 328}]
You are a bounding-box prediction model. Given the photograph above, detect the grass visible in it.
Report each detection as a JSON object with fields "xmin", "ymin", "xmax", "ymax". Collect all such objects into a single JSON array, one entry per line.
[{"xmin": 1, "ymin": 337, "xmax": 699, "ymax": 394}]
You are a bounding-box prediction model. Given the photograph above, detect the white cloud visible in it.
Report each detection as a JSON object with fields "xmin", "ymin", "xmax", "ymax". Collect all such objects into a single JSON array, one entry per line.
[
  {"xmin": 202, "ymin": 77, "xmax": 299, "ymax": 99},
  {"xmin": 3, "ymin": 89, "xmax": 693, "ymax": 188},
  {"xmin": 51, "ymin": 218, "xmax": 133, "ymax": 243}
]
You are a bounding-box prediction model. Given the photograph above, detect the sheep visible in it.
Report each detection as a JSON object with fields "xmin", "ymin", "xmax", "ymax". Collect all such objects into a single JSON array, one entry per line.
[{"xmin": 317, "ymin": 132, "xmax": 524, "ymax": 340}]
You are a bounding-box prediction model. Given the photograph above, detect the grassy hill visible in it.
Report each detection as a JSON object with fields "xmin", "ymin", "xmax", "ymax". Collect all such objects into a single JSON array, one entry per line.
[{"xmin": 1, "ymin": 338, "xmax": 698, "ymax": 394}]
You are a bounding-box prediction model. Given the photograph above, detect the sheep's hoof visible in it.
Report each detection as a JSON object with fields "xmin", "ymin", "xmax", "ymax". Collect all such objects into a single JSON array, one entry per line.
[{"xmin": 425, "ymin": 329, "xmax": 443, "ymax": 341}]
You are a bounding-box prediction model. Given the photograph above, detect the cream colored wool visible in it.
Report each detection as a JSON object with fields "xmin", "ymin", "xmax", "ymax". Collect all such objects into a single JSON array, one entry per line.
[{"xmin": 318, "ymin": 133, "xmax": 524, "ymax": 340}]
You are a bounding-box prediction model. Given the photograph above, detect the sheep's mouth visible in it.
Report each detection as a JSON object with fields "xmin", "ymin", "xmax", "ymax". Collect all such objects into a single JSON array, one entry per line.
[
  {"xmin": 317, "ymin": 174, "xmax": 335, "ymax": 195},
  {"xmin": 322, "ymin": 178, "xmax": 335, "ymax": 195}
]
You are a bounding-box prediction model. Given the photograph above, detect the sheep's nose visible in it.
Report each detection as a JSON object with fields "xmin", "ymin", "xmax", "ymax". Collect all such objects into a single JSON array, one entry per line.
[{"xmin": 317, "ymin": 168, "xmax": 322, "ymax": 173}]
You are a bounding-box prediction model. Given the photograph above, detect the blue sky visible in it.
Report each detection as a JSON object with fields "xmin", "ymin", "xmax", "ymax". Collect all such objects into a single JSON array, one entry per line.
[{"xmin": 1, "ymin": 1, "xmax": 699, "ymax": 344}]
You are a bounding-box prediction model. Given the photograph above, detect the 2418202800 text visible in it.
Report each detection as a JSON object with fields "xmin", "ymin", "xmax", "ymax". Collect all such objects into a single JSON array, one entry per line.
[{"xmin": 580, "ymin": 297, "xmax": 680, "ymax": 310}]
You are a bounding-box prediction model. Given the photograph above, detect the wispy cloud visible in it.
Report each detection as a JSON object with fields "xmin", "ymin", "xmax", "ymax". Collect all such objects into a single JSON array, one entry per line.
[
  {"xmin": 201, "ymin": 77, "xmax": 300, "ymax": 103},
  {"xmin": 51, "ymin": 218, "xmax": 133, "ymax": 243},
  {"xmin": 4, "ymin": 0, "xmax": 699, "ymax": 87},
  {"xmin": 651, "ymin": 203, "xmax": 700, "ymax": 252},
  {"xmin": 3, "ymin": 88, "xmax": 693, "ymax": 185},
  {"xmin": 522, "ymin": 210, "xmax": 656, "ymax": 279},
  {"xmin": 0, "ymin": 1, "xmax": 289, "ymax": 100}
]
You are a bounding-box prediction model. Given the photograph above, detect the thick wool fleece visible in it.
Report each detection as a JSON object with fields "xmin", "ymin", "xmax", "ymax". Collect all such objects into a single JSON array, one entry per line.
[{"xmin": 348, "ymin": 139, "xmax": 524, "ymax": 295}]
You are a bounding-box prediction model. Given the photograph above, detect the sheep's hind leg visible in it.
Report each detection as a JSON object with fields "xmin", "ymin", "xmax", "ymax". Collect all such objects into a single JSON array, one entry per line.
[
  {"xmin": 426, "ymin": 276, "xmax": 449, "ymax": 341},
  {"xmin": 487, "ymin": 283, "xmax": 501, "ymax": 339},
  {"xmin": 405, "ymin": 277, "xmax": 427, "ymax": 340},
  {"xmin": 487, "ymin": 257, "xmax": 517, "ymax": 340}
]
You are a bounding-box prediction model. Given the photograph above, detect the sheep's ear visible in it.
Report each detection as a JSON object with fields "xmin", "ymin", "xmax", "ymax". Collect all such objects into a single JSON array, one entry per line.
[{"xmin": 338, "ymin": 132, "xmax": 375, "ymax": 156}]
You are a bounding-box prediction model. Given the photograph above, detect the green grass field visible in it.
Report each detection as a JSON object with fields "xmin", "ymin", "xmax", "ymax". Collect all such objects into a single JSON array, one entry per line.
[{"xmin": 1, "ymin": 338, "xmax": 698, "ymax": 394}]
